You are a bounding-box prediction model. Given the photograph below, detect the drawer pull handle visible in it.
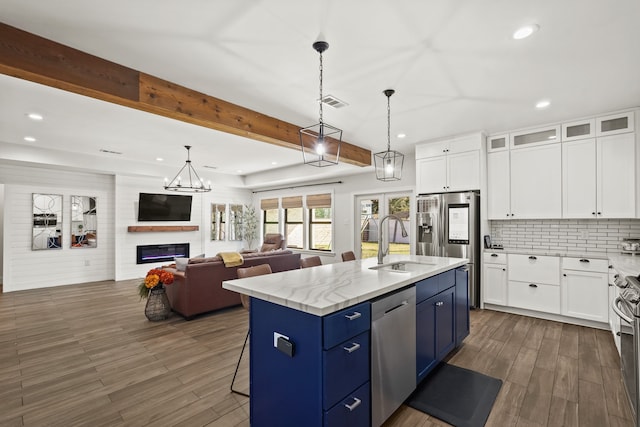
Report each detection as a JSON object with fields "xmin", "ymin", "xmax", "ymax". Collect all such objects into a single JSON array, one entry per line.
[
  {"xmin": 528, "ymin": 256, "xmax": 537, "ymax": 260},
  {"xmin": 344, "ymin": 397, "xmax": 362, "ymax": 412},
  {"xmin": 491, "ymin": 253, "xmax": 498, "ymax": 257},
  {"xmin": 435, "ymin": 301, "xmax": 444, "ymax": 307},
  {"xmin": 343, "ymin": 342, "xmax": 361, "ymax": 353},
  {"xmin": 344, "ymin": 312, "xmax": 362, "ymax": 321},
  {"xmin": 579, "ymin": 259, "xmax": 590, "ymax": 263},
  {"xmin": 529, "ymin": 284, "xmax": 538, "ymax": 288}
]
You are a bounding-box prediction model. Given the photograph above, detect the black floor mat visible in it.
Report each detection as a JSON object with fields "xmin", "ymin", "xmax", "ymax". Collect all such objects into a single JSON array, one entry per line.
[{"xmin": 406, "ymin": 363, "xmax": 502, "ymax": 427}]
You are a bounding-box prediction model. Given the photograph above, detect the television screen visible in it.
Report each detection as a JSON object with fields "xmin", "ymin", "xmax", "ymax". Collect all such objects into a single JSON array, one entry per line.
[{"xmin": 137, "ymin": 193, "xmax": 192, "ymax": 221}]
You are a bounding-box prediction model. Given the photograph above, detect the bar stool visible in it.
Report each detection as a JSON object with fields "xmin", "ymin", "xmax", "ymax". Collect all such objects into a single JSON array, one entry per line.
[
  {"xmin": 341, "ymin": 251, "xmax": 356, "ymax": 261},
  {"xmin": 300, "ymin": 256, "xmax": 322, "ymax": 268},
  {"xmin": 230, "ymin": 263, "xmax": 272, "ymax": 397}
]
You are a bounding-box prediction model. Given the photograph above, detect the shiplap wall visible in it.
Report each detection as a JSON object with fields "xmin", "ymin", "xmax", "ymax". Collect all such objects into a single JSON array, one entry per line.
[
  {"xmin": 490, "ymin": 219, "xmax": 640, "ymax": 253},
  {"xmin": 114, "ymin": 175, "xmax": 252, "ymax": 280},
  {"xmin": 1, "ymin": 164, "xmax": 252, "ymax": 290},
  {"xmin": 1, "ymin": 164, "xmax": 115, "ymax": 291}
]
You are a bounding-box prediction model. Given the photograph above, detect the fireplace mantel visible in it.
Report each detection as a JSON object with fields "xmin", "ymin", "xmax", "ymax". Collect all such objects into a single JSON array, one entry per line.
[{"xmin": 127, "ymin": 226, "xmax": 199, "ymax": 232}]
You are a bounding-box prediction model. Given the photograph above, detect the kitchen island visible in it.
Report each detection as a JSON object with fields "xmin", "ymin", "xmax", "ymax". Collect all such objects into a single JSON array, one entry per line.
[{"xmin": 223, "ymin": 254, "xmax": 469, "ymax": 427}]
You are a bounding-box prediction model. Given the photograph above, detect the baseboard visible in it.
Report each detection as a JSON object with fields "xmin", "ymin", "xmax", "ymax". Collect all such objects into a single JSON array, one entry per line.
[{"xmin": 483, "ymin": 303, "xmax": 610, "ymax": 331}]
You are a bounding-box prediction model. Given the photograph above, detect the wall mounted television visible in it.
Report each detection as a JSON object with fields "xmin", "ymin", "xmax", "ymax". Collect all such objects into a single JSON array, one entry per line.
[{"xmin": 137, "ymin": 193, "xmax": 192, "ymax": 221}]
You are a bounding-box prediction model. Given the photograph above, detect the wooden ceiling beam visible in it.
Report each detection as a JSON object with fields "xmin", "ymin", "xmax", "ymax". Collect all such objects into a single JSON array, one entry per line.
[{"xmin": 0, "ymin": 23, "xmax": 371, "ymax": 167}]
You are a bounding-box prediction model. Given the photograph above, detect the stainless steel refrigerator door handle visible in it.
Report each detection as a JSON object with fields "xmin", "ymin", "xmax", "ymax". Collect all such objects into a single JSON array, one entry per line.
[{"xmin": 612, "ymin": 297, "xmax": 633, "ymax": 323}]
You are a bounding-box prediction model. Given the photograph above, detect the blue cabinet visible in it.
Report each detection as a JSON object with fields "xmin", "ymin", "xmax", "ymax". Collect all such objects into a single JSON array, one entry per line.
[
  {"xmin": 416, "ymin": 285, "xmax": 455, "ymax": 383},
  {"xmin": 455, "ymin": 266, "xmax": 470, "ymax": 345},
  {"xmin": 250, "ymin": 299, "xmax": 370, "ymax": 427}
]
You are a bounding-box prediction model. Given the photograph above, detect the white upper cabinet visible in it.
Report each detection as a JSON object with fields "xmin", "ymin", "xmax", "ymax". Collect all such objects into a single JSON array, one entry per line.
[
  {"xmin": 416, "ymin": 133, "xmax": 482, "ymax": 194},
  {"xmin": 510, "ymin": 143, "xmax": 562, "ymax": 218},
  {"xmin": 562, "ymin": 138, "xmax": 598, "ymax": 218},
  {"xmin": 597, "ymin": 133, "xmax": 636, "ymax": 217},
  {"xmin": 487, "ymin": 134, "xmax": 509, "ymax": 152},
  {"xmin": 510, "ymin": 125, "xmax": 561, "ymax": 149},
  {"xmin": 487, "ymin": 150, "xmax": 511, "ymax": 219},
  {"xmin": 596, "ymin": 111, "xmax": 635, "ymax": 136},
  {"xmin": 562, "ymin": 119, "xmax": 595, "ymax": 142},
  {"xmin": 563, "ymin": 134, "xmax": 636, "ymax": 218}
]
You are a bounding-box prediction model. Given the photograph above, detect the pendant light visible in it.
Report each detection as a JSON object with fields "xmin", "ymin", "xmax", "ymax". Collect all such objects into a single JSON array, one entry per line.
[
  {"xmin": 299, "ymin": 40, "xmax": 342, "ymax": 167},
  {"xmin": 163, "ymin": 145, "xmax": 211, "ymax": 192},
  {"xmin": 374, "ymin": 89, "xmax": 404, "ymax": 181}
]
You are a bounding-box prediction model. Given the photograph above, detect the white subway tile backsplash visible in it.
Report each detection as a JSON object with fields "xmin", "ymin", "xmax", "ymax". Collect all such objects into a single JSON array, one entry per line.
[{"xmin": 491, "ymin": 219, "xmax": 640, "ymax": 253}]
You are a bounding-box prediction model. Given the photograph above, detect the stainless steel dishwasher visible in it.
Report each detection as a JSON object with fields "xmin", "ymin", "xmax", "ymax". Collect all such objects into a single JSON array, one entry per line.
[{"xmin": 371, "ymin": 286, "xmax": 416, "ymax": 427}]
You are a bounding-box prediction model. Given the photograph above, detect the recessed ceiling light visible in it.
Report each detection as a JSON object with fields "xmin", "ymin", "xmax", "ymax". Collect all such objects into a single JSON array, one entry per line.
[
  {"xmin": 535, "ymin": 99, "xmax": 551, "ymax": 109},
  {"xmin": 156, "ymin": 157, "xmax": 164, "ymax": 162},
  {"xmin": 236, "ymin": 169, "xmax": 243, "ymax": 173},
  {"xmin": 24, "ymin": 136, "xmax": 36, "ymax": 142},
  {"xmin": 397, "ymin": 133, "xmax": 406, "ymax": 139},
  {"xmin": 513, "ymin": 24, "xmax": 539, "ymax": 40},
  {"xmin": 271, "ymin": 161, "xmax": 278, "ymax": 165},
  {"xmin": 27, "ymin": 113, "xmax": 44, "ymax": 121}
]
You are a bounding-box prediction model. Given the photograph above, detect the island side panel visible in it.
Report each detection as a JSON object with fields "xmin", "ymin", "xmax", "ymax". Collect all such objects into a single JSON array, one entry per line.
[{"xmin": 250, "ymin": 298, "xmax": 324, "ymax": 427}]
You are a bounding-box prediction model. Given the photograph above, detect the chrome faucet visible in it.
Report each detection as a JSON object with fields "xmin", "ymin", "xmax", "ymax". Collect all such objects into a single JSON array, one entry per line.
[{"xmin": 377, "ymin": 214, "xmax": 409, "ymax": 264}]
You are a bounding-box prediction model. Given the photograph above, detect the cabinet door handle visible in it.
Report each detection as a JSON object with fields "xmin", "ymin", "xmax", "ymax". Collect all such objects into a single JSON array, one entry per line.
[
  {"xmin": 592, "ymin": 212, "xmax": 596, "ymax": 215},
  {"xmin": 344, "ymin": 397, "xmax": 362, "ymax": 411},
  {"xmin": 529, "ymin": 284, "xmax": 538, "ymax": 288},
  {"xmin": 343, "ymin": 342, "xmax": 361, "ymax": 353},
  {"xmin": 435, "ymin": 301, "xmax": 444, "ymax": 307},
  {"xmin": 579, "ymin": 259, "xmax": 590, "ymax": 263},
  {"xmin": 491, "ymin": 253, "xmax": 498, "ymax": 257},
  {"xmin": 528, "ymin": 256, "xmax": 537, "ymax": 260},
  {"xmin": 597, "ymin": 212, "xmax": 602, "ymax": 215},
  {"xmin": 563, "ymin": 273, "xmax": 567, "ymax": 277},
  {"xmin": 502, "ymin": 268, "xmax": 506, "ymax": 271},
  {"xmin": 344, "ymin": 312, "xmax": 361, "ymax": 321}
]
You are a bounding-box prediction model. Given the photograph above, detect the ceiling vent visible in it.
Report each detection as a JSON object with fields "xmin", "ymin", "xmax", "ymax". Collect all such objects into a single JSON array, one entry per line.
[
  {"xmin": 99, "ymin": 149, "xmax": 122, "ymax": 155},
  {"xmin": 321, "ymin": 95, "xmax": 348, "ymax": 109},
  {"xmin": 203, "ymin": 165, "xmax": 218, "ymax": 169}
]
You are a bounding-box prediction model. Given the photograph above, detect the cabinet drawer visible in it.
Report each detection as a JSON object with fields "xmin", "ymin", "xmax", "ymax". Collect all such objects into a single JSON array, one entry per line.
[
  {"xmin": 323, "ymin": 331, "xmax": 369, "ymax": 410},
  {"xmin": 562, "ymin": 257, "xmax": 609, "ymax": 273},
  {"xmin": 483, "ymin": 252, "xmax": 507, "ymax": 264},
  {"xmin": 323, "ymin": 302, "xmax": 370, "ymax": 350},
  {"xmin": 508, "ymin": 281, "xmax": 560, "ymax": 314},
  {"xmin": 416, "ymin": 270, "xmax": 455, "ymax": 303},
  {"xmin": 508, "ymin": 254, "xmax": 560, "ymax": 285},
  {"xmin": 324, "ymin": 382, "xmax": 370, "ymax": 427}
]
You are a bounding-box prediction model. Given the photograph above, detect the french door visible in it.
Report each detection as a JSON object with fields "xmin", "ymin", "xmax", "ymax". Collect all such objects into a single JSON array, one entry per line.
[{"xmin": 355, "ymin": 192, "xmax": 412, "ymax": 259}]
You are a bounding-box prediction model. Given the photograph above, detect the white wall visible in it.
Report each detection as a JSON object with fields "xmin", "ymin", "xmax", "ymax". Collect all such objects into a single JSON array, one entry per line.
[
  {"xmin": 252, "ymin": 154, "xmax": 417, "ymax": 264},
  {"xmin": 1, "ymin": 164, "xmax": 115, "ymax": 292},
  {"xmin": 0, "ymin": 184, "xmax": 4, "ymax": 283},
  {"xmin": 115, "ymin": 175, "xmax": 252, "ymax": 280},
  {"xmin": 0, "ymin": 163, "xmax": 253, "ymax": 290}
]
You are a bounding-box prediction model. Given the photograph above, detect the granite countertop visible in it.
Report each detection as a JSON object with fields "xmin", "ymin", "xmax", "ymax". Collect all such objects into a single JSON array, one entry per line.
[
  {"xmin": 222, "ymin": 255, "xmax": 468, "ymax": 316},
  {"xmin": 483, "ymin": 248, "xmax": 640, "ymax": 277}
]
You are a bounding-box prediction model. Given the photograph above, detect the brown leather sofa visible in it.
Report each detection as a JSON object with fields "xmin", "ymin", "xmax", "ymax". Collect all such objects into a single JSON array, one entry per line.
[{"xmin": 163, "ymin": 250, "xmax": 301, "ymax": 320}]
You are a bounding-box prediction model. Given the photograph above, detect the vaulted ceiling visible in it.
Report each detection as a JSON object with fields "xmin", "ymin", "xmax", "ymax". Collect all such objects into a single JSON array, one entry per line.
[{"xmin": 0, "ymin": 0, "xmax": 639, "ymax": 188}]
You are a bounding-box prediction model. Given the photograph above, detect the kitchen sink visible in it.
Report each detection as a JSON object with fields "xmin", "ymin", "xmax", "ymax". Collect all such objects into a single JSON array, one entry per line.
[{"xmin": 369, "ymin": 261, "xmax": 436, "ymax": 273}]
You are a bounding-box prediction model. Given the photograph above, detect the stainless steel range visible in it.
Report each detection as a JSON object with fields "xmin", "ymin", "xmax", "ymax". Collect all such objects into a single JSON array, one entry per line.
[{"xmin": 612, "ymin": 275, "xmax": 640, "ymax": 427}]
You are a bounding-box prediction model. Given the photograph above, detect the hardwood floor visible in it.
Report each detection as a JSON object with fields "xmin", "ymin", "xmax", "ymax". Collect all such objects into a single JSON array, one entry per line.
[{"xmin": 0, "ymin": 280, "xmax": 634, "ymax": 426}]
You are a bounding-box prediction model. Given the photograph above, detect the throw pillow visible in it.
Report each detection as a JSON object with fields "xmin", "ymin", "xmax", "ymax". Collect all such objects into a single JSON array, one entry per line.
[{"xmin": 175, "ymin": 257, "xmax": 189, "ymax": 272}]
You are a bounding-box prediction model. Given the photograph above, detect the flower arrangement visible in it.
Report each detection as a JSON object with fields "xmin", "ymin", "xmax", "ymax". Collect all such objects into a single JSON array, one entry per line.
[{"xmin": 138, "ymin": 268, "xmax": 174, "ymax": 299}]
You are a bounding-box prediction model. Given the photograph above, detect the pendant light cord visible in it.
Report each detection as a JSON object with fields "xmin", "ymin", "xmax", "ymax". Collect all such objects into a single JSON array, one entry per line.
[
  {"xmin": 318, "ymin": 49, "xmax": 324, "ymax": 132},
  {"xmin": 387, "ymin": 94, "xmax": 391, "ymax": 152}
]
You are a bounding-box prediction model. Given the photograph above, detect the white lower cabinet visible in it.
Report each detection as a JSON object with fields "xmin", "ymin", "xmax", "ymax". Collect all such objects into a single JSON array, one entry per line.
[
  {"xmin": 507, "ymin": 254, "xmax": 560, "ymax": 314},
  {"xmin": 561, "ymin": 258, "xmax": 608, "ymax": 322},
  {"xmin": 483, "ymin": 253, "xmax": 507, "ymax": 305},
  {"xmin": 508, "ymin": 280, "xmax": 560, "ymax": 314},
  {"xmin": 608, "ymin": 268, "xmax": 621, "ymax": 355}
]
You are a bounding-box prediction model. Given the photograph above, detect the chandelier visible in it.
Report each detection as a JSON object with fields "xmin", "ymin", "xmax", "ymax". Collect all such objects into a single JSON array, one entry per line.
[
  {"xmin": 374, "ymin": 89, "xmax": 404, "ymax": 181},
  {"xmin": 163, "ymin": 145, "xmax": 211, "ymax": 192},
  {"xmin": 299, "ymin": 40, "xmax": 342, "ymax": 167}
]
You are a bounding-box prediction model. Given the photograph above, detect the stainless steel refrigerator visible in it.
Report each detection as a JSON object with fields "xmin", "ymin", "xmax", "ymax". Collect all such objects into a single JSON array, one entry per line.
[{"xmin": 416, "ymin": 191, "xmax": 480, "ymax": 308}]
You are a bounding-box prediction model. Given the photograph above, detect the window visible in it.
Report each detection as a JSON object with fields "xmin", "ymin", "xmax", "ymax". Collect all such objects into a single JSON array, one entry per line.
[
  {"xmin": 261, "ymin": 198, "xmax": 280, "ymax": 236},
  {"xmin": 307, "ymin": 193, "xmax": 332, "ymax": 251},
  {"xmin": 283, "ymin": 196, "xmax": 303, "ymax": 248}
]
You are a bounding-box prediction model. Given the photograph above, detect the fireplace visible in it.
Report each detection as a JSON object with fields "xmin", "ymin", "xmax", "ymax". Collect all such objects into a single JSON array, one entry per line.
[{"xmin": 136, "ymin": 243, "xmax": 190, "ymax": 264}]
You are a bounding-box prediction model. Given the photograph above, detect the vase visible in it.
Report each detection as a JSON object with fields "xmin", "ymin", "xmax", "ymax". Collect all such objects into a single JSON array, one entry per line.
[{"xmin": 145, "ymin": 286, "xmax": 171, "ymax": 321}]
